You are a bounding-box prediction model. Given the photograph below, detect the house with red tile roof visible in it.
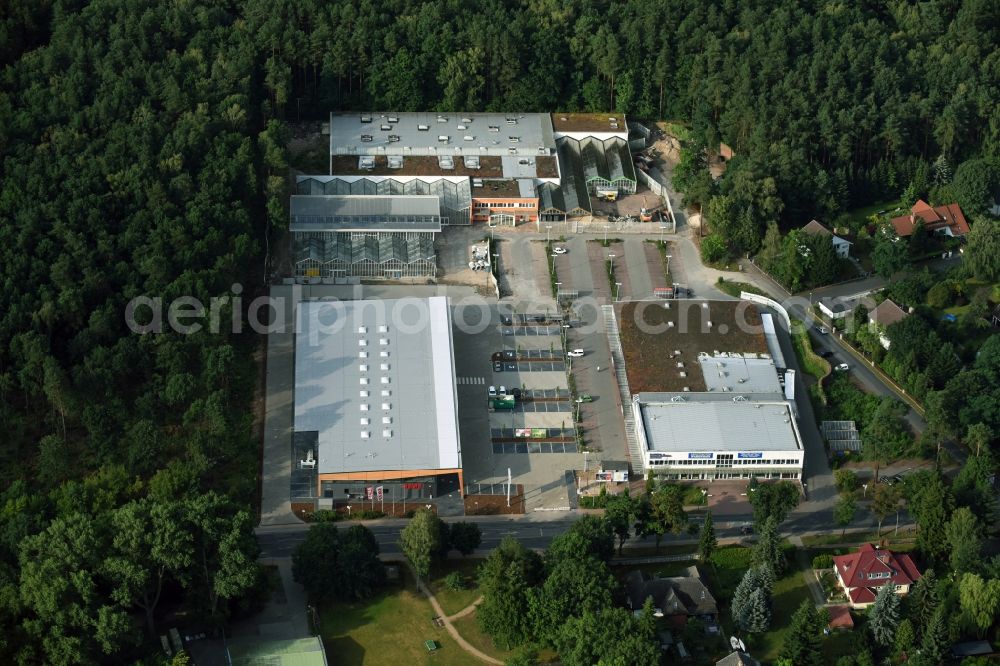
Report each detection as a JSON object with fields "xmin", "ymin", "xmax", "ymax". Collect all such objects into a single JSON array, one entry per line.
[
  {"xmin": 801, "ymin": 219, "xmax": 852, "ymax": 258},
  {"xmin": 832, "ymin": 544, "xmax": 922, "ymax": 608},
  {"xmin": 890, "ymin": 200, "xmax": 970, "ymax": 238}
]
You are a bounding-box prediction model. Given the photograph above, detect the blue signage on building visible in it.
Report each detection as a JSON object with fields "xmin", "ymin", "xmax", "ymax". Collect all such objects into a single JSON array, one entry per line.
[
  {"xmin": 688, "ymin": 452, "xmax": 714, "ymax": 459},
  {"xmin": 738, "ymin": 452, "xmax": 764, "ymax": 459}
]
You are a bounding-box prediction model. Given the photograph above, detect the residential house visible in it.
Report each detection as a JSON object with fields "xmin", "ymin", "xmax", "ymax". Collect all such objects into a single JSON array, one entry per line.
[
  {"xmin": 801, "ymin": 220, "xmax": 852, "ymax": 258},
  {"xmin": 625, "ymin": 566, "xmax": 718, "ymax": 628},
  {"xmin": 716, "ymin": 651, "xmax": 760, "ymax": 666},
  {"xmin": 868, "ymin": 299, "xmax": 909, "ymax": 350},
  {"xmin": 819, "ymin": 296, "xmax": 850, "ymax": 320},
  {"xmin": 890, "ymin": 200, "xmax": 970, "ymax": 238},
  {"xmin": 832, "ymin": 544, "xmax": 922, "ymax": 608}
]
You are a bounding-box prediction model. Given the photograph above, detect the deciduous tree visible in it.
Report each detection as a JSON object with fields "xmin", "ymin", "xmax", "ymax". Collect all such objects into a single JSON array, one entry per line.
[{"xmin": 399, "ymin": 509, "xmax": 444, "ymax": 579}]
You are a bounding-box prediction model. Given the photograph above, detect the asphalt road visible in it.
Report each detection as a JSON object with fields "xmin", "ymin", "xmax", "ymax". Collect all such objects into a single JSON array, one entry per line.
[{"xmin": 255, "ymin": 508, "xmax": 912, "ymax": 559}]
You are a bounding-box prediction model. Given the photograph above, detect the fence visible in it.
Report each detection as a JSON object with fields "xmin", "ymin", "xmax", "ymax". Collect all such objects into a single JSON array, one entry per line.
[{"xmin": 740, "ymin": 292, "xmax": 791, "ymax": 329}]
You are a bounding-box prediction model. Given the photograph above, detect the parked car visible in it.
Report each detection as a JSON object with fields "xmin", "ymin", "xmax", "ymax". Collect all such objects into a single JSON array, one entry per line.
[
  {"xmin": 488, "ymin": 385, "xmax": 497, "ymax": 397},
  {"xmin": 493, "ymin": 361, "xmax": 503, "ymax": 372},
  {"xmin": 821, "ymin": 351, "xmax": 834, "ymax": 358},
  {"xmin": 552, "ymin": 246, "xmax": 568, "ymax": 255},
  {"xmin": 502, "ymin": 316, "xmax": 513, "ymax": 326},
  {"xmin": 575, "ymin": 394, "xmax": 593, "ymax": 403},
  {"xmin": 835, "ymin": 363, "xmax": 850, "ymax": 371},
  {"xmin": 818, "ymin": 326, "xmax": 828, "ymax": 334},
  {"xmin": 567, "ymin": 349, "xmax": 585, "ymax": 358},
  {"xmin": 499, "ymin": 386, "xmax": 507, "ymax": 396}
]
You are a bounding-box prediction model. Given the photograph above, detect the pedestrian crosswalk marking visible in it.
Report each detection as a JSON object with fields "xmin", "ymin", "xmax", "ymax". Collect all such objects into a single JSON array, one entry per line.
[{"xmin": 456, "ymin": 376, "xmax": 485, "ymax": 385}]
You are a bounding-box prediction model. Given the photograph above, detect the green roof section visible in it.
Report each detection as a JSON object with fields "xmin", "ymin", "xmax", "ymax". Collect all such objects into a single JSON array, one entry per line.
[{"xmin": 227, "ymin": 637, "xmax": 328, "ymax": 666}]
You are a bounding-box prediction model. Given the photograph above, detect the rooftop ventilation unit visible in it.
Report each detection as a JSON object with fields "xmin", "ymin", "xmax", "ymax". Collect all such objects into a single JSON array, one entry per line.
[
  {"xmin": 387, "ymin": 135, "xmax": 400, "ymax": 143},
  {"xmin": 683, "ymin": 387, "xmax": 690, "ymax": 391},
  {"xmin": 387, "ymin": 116, "xmax": 399, "ymax": 123},
  {"xmin": 359, "ymin": 390, "xmax": 369, "ymax": 398},
  {"xmin": 509, "ymin": 136, "xmax": 520, "ymax": 142},
  {"xmin": 667, "ymin": 321, "xmax": 674, "ymax": 328},
  {"xmin": 359, "ymin": 377, "xmax": 368, "ymax": 386},
  {"xmin": 457, "ymin": 124, "xmax": 467, "ymax": 130},
  {"xmin": 380, "ymin": 124, "xmax": 391, "ymax": 131},
  {"xmin": 437, "ymin": 115, "xmax": 448, "ymax": 122},
  {"xmin": 671, "ymin": 396, "xmax": 685, "ymax": 402},
  {"xmin": 360, "ymin": 115, "xmax": 372, "ymax": 123},
  {"xmin": 358, "ymin": 326, "xmax": 368, "ymax": 334},
  {"xmin": 381, "ymin": 402, "xmax": 391, "ymax": 411},
  {"xmin": 417, "ymin": 124, "xmax": 430, "ymax": 131},
  {"xmin": 380, "ymin": 376, "xmax": 390, "ymax": 385},
  {"xmin": 358, "ymin": 351, "xmax": 368, "ymax": 359},
  {"xmin": 359, "ymin": 364, "xmax": 368, "ymax": 372},
  {"xmin": 382, "ymin": 416, "xmax": 392, "ymax": 424},
  {"xmin": 358, "ymin": 339, "xmax": 367, "ymax": 346},
  {"xmin": 380, "ymin": 363, "xmax": 390, "ymax": 371},
  {"xmin": 360, "ymin": 418, "xmax": 369, "ymax": 426},
  {"xmin": 378, "ymin": 325, "xmax": 388, "ymax": 333},
  {"xmin": 438, "ymin": 135, "xmax": 449, "ymax": 143},
  {"xmin": 465, "ymin": 156, "xmax": 481, "ymax": 169},
  {"xmin": 381, "ymin": 389, "xmax": 390, "ymax": 397},
  {"xmin": 488, "ymin": 125, "xmax": 499, "ymax": 132},
  {"xmin": 380, "ymin": 350, "xmax": 389, "ymax": 358},
  {"xmin": 387, "ymin": 156, "xmax": 403, "ymax": 168},
  {"xmin": 464, "ymin": 135, "xmax": 474, "ymax": 141},
  {"xmin": 379, "ymin": 338, "xmax": 389, "ymax": 346},
  {"xmin": 506, "ymin": 118, "xmax": 516, "ymax": 125},
  {"xmin": 438, "ymin": 155, "xmax": 455, "ymax": 169},
  {"xmin": 461, "ymin": 117, "xmax": 473, "ymax": 123},
  {"xmin": 360, "ymin": 135, "xmax": 373, "ymax": 143},
  {"xmin": 383, "ymin": 429, "xmax": 393, "ymax": 438},
  {"xmin": 360, "ymin": 404, "xmax": 369, "ymax": 411},
  {"xmin": 361, "ymin": 431, "xmax": 370, "ymax": 439},
  {"xmin": 358, "ymin": 156, "xmax": 375, "ymax": 169}
]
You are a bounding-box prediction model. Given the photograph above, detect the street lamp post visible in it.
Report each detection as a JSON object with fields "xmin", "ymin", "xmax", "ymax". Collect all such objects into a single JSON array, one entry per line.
[
  {"xmin": 659, "ymin": 224, "xmax": 667, "ymax": 244},
  {"xmin": 555, "ymin": 282, "xmax": 562, "ymax": 301},
  {"xmin": 615, "ymin": 282, "xmax": 622, "ymax": 302},
  {"xmin": 608, "ymin": 253, "xmax": 616, "ymax": 278}
]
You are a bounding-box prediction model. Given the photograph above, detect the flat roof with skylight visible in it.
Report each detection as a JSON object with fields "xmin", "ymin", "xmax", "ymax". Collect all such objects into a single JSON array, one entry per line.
[{"xmin": 294, "ymin": 297, "xmax": 461, "ymax": 480}]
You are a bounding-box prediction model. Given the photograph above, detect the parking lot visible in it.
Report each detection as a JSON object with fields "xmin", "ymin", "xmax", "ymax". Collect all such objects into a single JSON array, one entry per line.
[{"xmin": 451, "ymin": 304, "xmax": 585, "ymax": 510}]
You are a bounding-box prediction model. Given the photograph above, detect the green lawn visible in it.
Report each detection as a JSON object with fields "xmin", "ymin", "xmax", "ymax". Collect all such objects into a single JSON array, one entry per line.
[
  {"xmin": 426, "ymin": 559, "xmax": 483, "ymax": 616},
  {"xmin": 716, "ymin": 279, "xmax": 766, "ymax": 299},
  {"xmin": 800, "ymin": 530, "xmax": 917, "ymax": 548},
  {"xmin": 450, "ymin": 611, "xmax": 517, "ymax": 661},
  {"xmin": 843, "ymin": 199, "xmax": 903, "ymax": 230},
  {"xmin": 753, "ymin": 569, "xmax": 814, "ymax": 661},
  {"xmin": 319, "ymin": 570, "xmax": 471, "ymax": 666}
]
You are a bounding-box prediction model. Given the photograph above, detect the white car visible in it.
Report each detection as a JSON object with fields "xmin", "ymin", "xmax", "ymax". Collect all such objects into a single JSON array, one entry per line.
[
  {"xmin": 553, "ymin": 246, "xmax": 568, "ymax": 255},
  {"xmin": 499, "ymin": 386, "xmax": 507, "ymax": 396},
  {"xmin": 818, "ymin": 326, "xmax": 828, "ymax": 334},
  {"xmin": 488, "ymin": 385, "xmax": 497, "ymax": 397},
  {"xmin": 835, "ymin": 363, "xmax": 849, "ymax": 372},
  {"xmin": 567, "ymin": 349, "xmax": 585, "ymax": 358}
]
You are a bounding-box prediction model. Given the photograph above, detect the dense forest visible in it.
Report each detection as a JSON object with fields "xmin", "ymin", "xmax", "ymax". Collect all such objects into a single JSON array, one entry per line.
[{"xmin": 0, "ymin": 0, "xmax": 997, "ymax": 662}]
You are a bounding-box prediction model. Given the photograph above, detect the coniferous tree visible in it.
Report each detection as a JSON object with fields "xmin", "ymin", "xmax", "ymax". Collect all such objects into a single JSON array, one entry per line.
[{"xmin": 868, "ymin": 582, "xmax": 901, "ymax": 647}]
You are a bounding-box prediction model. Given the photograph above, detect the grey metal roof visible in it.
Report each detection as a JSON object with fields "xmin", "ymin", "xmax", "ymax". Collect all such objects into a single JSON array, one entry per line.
[
  {"xmin": 289, "ymin": 195, "xmax": 442, "ymax": 232},
  {"xmin": 637, "ymin": 398, "xmax": 802, "ymax": 453},
  {"xmin": 330, "ymin": 112, "xmax": 555, "ymax": 158},
  {"xmin": 697, "ymin": 355, "xmax": 782, "ymax": 393},
  {"xmin": 294, "ymin": 298, "xmax": 461, "ymax": 475}
]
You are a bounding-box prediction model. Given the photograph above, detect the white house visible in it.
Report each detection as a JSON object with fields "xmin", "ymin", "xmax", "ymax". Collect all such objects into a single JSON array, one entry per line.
[{"xmin": 801, "ymin": 219, "xmax": 851, "ymax": 258}]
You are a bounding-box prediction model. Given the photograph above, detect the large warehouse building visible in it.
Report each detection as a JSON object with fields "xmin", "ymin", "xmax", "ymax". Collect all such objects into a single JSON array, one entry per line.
[
  {"xmin": 613, "ymin": 300, "xmax": 804, "ymax": 480},
  {"xmin": 294, "ymin": 296, "xmax": 463, "ymax": 501},
  {"xmin": 291, "ymin": 112, "xmax": 638, "ymax": 276}
]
